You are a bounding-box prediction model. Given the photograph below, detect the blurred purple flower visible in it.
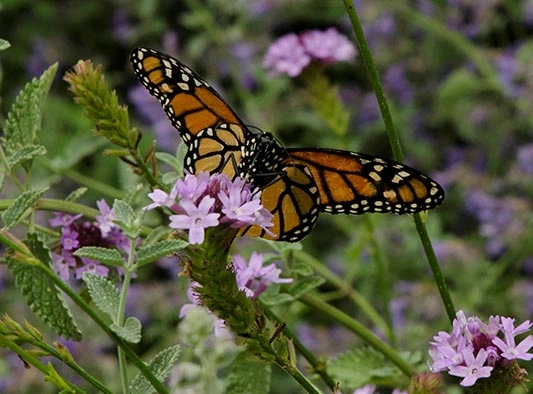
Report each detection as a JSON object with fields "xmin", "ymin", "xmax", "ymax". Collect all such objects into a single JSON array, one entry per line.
[
  {"xmin": 112, "ymin": 9, "xmax": 133, "ymax": 43},
  {"xmin": 263, "ymin": 33, "xmax": 311, "ymax": 77},
  {"xmin": 353, "ymin": 385, "xmax": 376, "ymax": 394},
  {"xmin": 128, "ymin": 85, "xmax": 179, "ymax": 152},
  {"xmin": 231, "ymin": 252, "xmax": 292, "ymax": 298},
  {"xmin": 383, "ymin": 63, "xmax": 414, "ymax": 104},
  {"xmin": 263, "ymin": 28, "xmax": 355, "ymax": 77},
  {"xmin": 516, "ymin": 144, "xmax": 533, "ymax": 174}
]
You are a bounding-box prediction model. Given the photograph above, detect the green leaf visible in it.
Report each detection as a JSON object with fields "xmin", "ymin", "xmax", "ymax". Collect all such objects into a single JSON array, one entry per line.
[
  {"xmin": 6, "ymin": 234, "xmax": 81, "ymax": 340},
  {"xmin": 1, "ymin": 188, "xmax": 48, "ymax": 229},
  {"xmin": 6, "ymin": 144, "xmax": 47, "ymax": 168},
  {"xmin": 129, "ymin": 345, "xmax": 181, "ymax": 394},
  {"xmin": 224, "ymin": 351, "xmax": 271, "ymax": 394},
  {"xmin": 288, "ymin": 276, "xmax": 325, "ymax": 299},
  {"xmin": 259, "ymin": 293, "xmax": 294, "ymax": 306},
  {"xmin": 111, "ymin": 316, "xmax": 142, "ymax": 343},
  {"xmin": 137, "ymin": 239, "xmax": 188, "ymax": 267},
  {"xmin": 65, "ymin": 187, "xmax": 88, "ymax": 202},
  {"xmin": 74, "ymin": 246, "xmax": 124, "ymax": 267},
  {"xmin": 2, "ymin": 63, "xmax": 58, "ymax": 158},
  {"xmin": 143, "ymin": 226, "xmax": 173, "ymax": 246},
  {"xmin": 112, "ymin": 199, "xmax": 142, "ymax": 238},
  {"xmin": 156, "ymin": 152, "xmax": 182, "ymax": 172},
  {"xmin": 328, "ymin": 348, "xmax": 405, "ymax": 389},
  {"xmin": 82, "ymin": 272, "xmax": 120, "ymax": 320}
]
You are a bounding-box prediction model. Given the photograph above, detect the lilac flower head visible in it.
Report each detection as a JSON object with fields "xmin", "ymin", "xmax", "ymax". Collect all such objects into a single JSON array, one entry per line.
[
  {"xmin": 145, "ymin": 172, "xmax": 273, "ymax": 244},
  {"xmin": 49, "ymin": 201, "xmax": 130, "ymax": 280},
  {"xmin": 429, "ymin": 310, "xmax": 533, "ymax": 387},
  {"xmin": 263, "ymin": 33, "xmax": 311, "ymax": 77},
  {"xmin": 263, "ymin": 28, "xmax": 356, "ymax": 77},
  {"xmin": 300, "ymin": 28, "xmax": 356, "ymax": 63},
  {"xmin": 231, "ymin": 252, "xmax": 292, "ymax": 299}
]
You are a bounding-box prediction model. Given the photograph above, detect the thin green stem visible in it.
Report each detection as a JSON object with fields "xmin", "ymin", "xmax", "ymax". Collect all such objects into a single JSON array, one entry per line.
[
  {"xmin": 414, "ymin": 215, "xmax": 455, "ymax": 322},
  {"xmin": 117, "ymin": 238, "xmax": 137, "ymax": 394},
  {"xmin": 262, "ymin": 304, "xmax": 336, "ymax": 390},
  {"xmin": 300, "ymin": 293, "xmax": 412, "ymax": 377},
  {"xmin": 0, "ymin": 335, "xmax": 86, "ymax": 393},
  {"xmin": 294, "ymin": 250, "xmax": 389, "ymax": 339},
  {"xmin": 343, "ymin": 0, "xmax": 455, "ymax": 323}
]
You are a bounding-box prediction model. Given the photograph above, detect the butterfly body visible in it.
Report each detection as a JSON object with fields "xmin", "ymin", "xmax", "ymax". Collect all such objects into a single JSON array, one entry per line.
[{"xmin": 131, "ymin": 47, "xmax": 445, "ymax": 242}]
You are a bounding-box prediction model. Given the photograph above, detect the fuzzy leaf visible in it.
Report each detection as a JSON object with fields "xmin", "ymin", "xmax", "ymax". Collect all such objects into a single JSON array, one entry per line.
[
  {"xmin": 1, "ymin": 188, "xmax": 48, "ymax": 229},
  {"xmin": 129, "ymin": 345, "xmax": 181, "ymax": 394},
  {"xmin": 0, "ymin": 39, "xmax": 11, "ymax": 51},
  {"xmin": 7, "ymin": 144, "xmax": 47, "ymax": 168},
  {"xmin": 6, "ymin": 234, "xmax": 81, "ymax": 340},
  {"xmin": 2, "ymin": 63, "xmax": 58, "ymax": 157},
  {"xmin": 111, "ymin": 316, "xmax": 142, "ymax": 343},
  {"xmin": 288, "ymin": 276, "xmax": 325, "ymax": 299},
  {"xmin": 112, "ymin": 199, "xmax": 141, "ymax": 238},
  {"xmin": 137, "ymin": 239, "xmax": 188, "ymax": 267},
  {"xmin": 74, "ymin": 246, "xmax": 124, "ymax": 267},
  {"xmin": 224, "ymin": 351, "xmax": 271, "ymax": 394},
  {"xmin": 82, "ymin": 272, "xmax": 120, "ymax": 320},
  {"xmin": 328, "ymin": 348, "xmax": 405, "ymax": 389}
]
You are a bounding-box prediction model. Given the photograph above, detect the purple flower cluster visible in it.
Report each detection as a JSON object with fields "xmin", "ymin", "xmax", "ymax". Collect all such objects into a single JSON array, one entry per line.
[
  {"xmin": 49, "ymin": 200, "xmax": 129, "ymax": 280},
  {"xmin": 231, "ymin": 252, "xmax": 293, "ymax": 299},
  {"xmin": 429, "ymin": 311, "xmax": 533, "ymax": 387},
  {"xmin": 263, "ymin": 27, "xmax": 356, "ymax": 77},
  {"xmin": 179, "ymin": 252, "xmax": 292, "ymax": 332},
  {"xmin": 145, "ymin": 172, "xmax": 273, "ymax": 244}
]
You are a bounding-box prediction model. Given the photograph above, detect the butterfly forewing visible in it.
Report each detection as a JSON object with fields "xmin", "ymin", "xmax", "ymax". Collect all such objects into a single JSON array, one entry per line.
[
  {"xmin": 130, "ymin": 47, "xmax": 244, "ymax": 141},
  {"xmin": 287, "ymin": 148, "xmax": 445, "ymax": 215}
]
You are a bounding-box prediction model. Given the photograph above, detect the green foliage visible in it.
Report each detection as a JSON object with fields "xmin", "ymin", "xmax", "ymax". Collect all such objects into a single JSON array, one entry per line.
[
  {"xmin": 112, "ymin": 199, "xmax": 143, "ymax": 239},
  {"xmin": 82, "ymin": 273, "xmax": 120, "ymax": 319},
  {"xmin": 74, "ymin": 246, "xmax": 124, "ymax": 267},
  {"xmin": 129, "ymin": 345, "xmax": 181, "ymax": 394},
  {"xmin": 224, "ymin": 351, "xmax": 271, "ymax": 394},
  {"xmin": 328, "ymin": 347, "xmax": 407, "ymax": 390},
  {"xmin": 111, "ymin": 317, "xmax": 142, "ymax": 343},
  {"xmin": 6, "ymin": 234, "xmax": 82, "ymax": 340},
  {"xmin": 1, "ymin": 187, "xmax": 48, "ymax": 229},
  {"xmin": 2, "ymin": 63, "xmax": 57, "ymax": 171},
  {"xmin": 137, "ymin": 239, "xmax": 188, "ymax": 267}
]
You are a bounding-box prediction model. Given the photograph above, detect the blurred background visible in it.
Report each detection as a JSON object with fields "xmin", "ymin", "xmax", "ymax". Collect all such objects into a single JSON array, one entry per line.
[{"xmin": 2, "ymin": 1, "xmax": 533, "ymax": 392}]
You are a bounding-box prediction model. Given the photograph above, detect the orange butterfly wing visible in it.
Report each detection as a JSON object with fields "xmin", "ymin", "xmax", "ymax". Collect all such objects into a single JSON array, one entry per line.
[{"xmin": 287, "ymin": 148, "xmax": 445, "ymax": 215}]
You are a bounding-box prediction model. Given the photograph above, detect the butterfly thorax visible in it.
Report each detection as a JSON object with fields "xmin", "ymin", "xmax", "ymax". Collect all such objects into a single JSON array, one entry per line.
[{"xmin": 238, "ymin": 129, "xmax": 288, "ymax": 188}]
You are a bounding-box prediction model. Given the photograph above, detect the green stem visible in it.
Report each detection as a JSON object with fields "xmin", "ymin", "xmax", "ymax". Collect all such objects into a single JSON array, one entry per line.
[
  {"xmin": 414, "ymin": 215, "xmax": 455, "ymax": 322},
  {"xmin": 117, "ymin": 238, "xmax": 137, "ymax": 394},
  {"xmin": 294, "ymin": 250, "xmax": 389, "ymax": 339},
  {"xmin": 53, "ymin": 165, "xmax": 125, "ymax": 200},
  {"xmin": 300, "ymin": 293, "xmax": 412, "ymax": 377},
  {"xmin": 342, "ymin": 0, "xmax": 404, "ymax": 161},
  {"xmin": 343, "ymin": 0, "xmax": 455, "ymax": 323},
  {"xmin": 0, "ymin": 334, "xmax": 86, "ymax": 393},
  {"xmin": 262, "ymin": 304, "xmax": 336, "ymax": 390},
  {"xmin": 35, "ymin": 259, "xmax": 168, "ymax": 393}
]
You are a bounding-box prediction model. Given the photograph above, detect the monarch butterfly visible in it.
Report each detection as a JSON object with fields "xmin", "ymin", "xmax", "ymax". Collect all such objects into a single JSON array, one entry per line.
[{"xmin": 130, "ymin": 47, "xmax": 445, "ymax": 242}]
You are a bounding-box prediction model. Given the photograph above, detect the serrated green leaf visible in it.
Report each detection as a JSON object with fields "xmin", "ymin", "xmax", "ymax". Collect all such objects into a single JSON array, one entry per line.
[
  {"xmin": 288, "ymin": 276, "xmax": 325, "ymax": 299},
  {"xmin": 143, "ymin": 226, "xmax": 173, "ymax": 246},
  {"xmin": 328, "ymin": 348, "xmax": 405, "ymax": 389},
  {"xmin": 155, "ymin": 152, "xmax": 182, "ymax": 172},
  {"xmin": 111, "ymin": 316, "xmax": 141, "ymax": 343},
  {"xmin": 7, "ymin": 234, "xmax": 81, "ymax": 340},
  {"xmin": 82, "ymin": 272, "xmax": 120, "ymax": 320},
  {"xmin": 129, "ymin": 345, "xmax": 181, "ymax": 394},
  {"xmin": 1, "ymin": 188, "xmax": 48, "ymax": 229},
  {"xmin": 74, "ymin": 246, "xmax": 124, "ymax": 267},
  {"xmin": 2, "ymin": 63, "xmax": 58, "ymax": 158},
  {"xmin": 259, "ymin": 293, "xmax": 294, "ymax": 306},
  {"xmin": 137, "ymin": 239, "xmax": 188, "ymax": 267},
  {"xmin": 6, "ymin": 144, "xmax": 47, "ymax": 168},
  {"xmin": 0, "ymin": 39, "xmax": 11, "ymax": 51},
  {"xmin": 290, "ymin": 262, "xmax": 314, "ymax": 276},
  {"xmin": 112, "ymin": 199, "xmax": 142, "ymax": 238},
  {"xmin": 224, "ymin": 351, "xmax": 271, "ymax": 394}
]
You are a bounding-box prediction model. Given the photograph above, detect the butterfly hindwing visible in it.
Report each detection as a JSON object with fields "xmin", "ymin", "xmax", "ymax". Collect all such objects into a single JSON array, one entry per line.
[{"xmin": 287, "ymin": 148, "xmax": 445, "ymax": 215}]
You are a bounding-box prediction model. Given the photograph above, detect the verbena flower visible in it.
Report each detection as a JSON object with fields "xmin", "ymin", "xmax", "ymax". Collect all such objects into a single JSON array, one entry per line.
[
  {"xmin": 145, "ymin": 172, "xmax": 273, "ymax": 244},
  {"xmin": 428, "ymin": 310, "xmax": 533, "ymax": 387},
  {"xmin": 49, "ymin": 200, "xmax": 129, "ymax": 280},
  {"xmin": 231, "ymin": 252, "xmax": 292, "ymax": 299},
  {"xmin": 263, "ymin": 27, "xmax": 355, "ymax": 77}
]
